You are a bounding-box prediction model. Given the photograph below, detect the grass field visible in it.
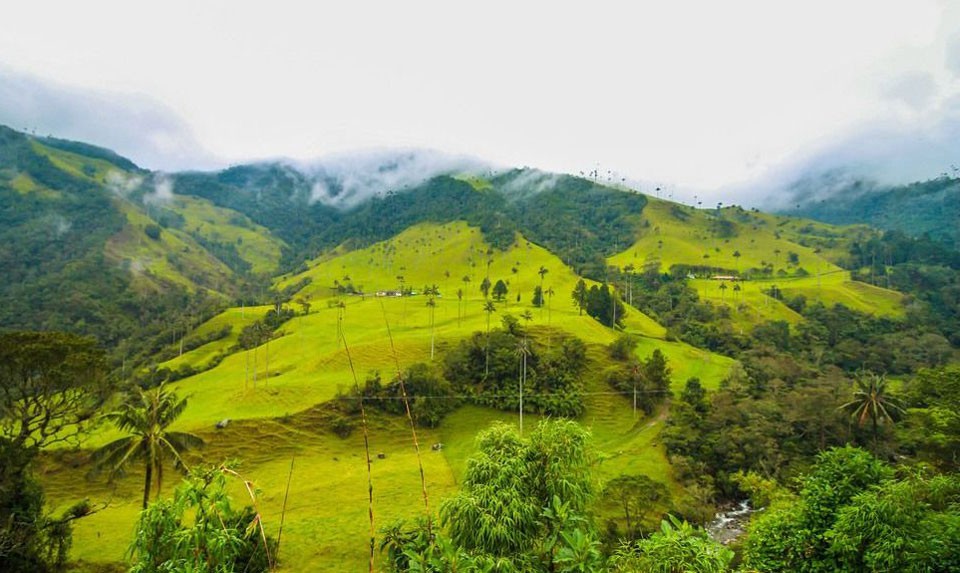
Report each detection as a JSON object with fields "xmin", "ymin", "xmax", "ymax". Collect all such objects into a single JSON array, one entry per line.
[
  {"xmin": 607, "ymin": 198, "xmax": 905, "ymax": 331},
  {"xmin": 41, "ymin": 221, "xmax": 742, "ymax": 571}
]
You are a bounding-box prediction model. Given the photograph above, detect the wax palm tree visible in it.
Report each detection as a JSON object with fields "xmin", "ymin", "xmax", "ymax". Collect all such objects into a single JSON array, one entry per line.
[
  {"xmin": 538, "ymin": 266, "xmax": 549, "ymax": 318},
  {"xmin": 483, "ymin": 301, "xmax": 497, "ymax": 377},
  {"xmin": 839, "ymin": 371, "xmax": 905, "ymax": 447},
  {"xmin": 515, "ymin": 338, "xmax": 531, "ymax": 436},
  {"xmin": 92, "ymin": 384, "xmax": 203, "ymax": 509}
]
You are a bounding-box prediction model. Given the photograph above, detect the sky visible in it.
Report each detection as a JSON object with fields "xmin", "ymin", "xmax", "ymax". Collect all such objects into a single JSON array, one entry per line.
[{"xmin": 2, "ymin": 1, "xmax": 959, "ymax": 206}]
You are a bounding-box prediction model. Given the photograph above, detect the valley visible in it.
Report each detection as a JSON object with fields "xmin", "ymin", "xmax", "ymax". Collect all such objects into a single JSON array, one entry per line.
[{"xmin": 2, "ymin": 126, "xmax": 957, "ymax": 572}]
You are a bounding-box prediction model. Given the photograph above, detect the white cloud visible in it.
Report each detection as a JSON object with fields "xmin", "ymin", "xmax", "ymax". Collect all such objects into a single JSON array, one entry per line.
[{"xmin": 0, "ymin": 0, "xmax": 956, "ymax": 207}]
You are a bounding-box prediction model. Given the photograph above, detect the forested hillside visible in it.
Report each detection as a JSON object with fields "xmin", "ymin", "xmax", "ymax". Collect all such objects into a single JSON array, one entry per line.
[
  {"xmin": 2, "ymin": 125, "xmax": 959, "ymax": 572},
  {"xmin": 791, "ymin": 173, "xmax": 960, "ymax": 249}
]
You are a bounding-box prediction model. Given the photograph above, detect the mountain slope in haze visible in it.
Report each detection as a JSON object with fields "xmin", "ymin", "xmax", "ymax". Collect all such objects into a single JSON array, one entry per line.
[
  {"xmin": 789, "ymin": 172, "xmax": 960, "ymax": 249},
  {"xmin": 0, "ymin": 126, "xmax": 286, "ymax": 360},
  {"xmin": 172, "ymin": 164, "xmax": 647, "ymax": 279}
]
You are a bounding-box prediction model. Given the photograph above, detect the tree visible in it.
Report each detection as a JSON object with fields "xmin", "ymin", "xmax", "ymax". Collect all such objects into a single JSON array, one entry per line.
[
  {"xmin": 130, "ymin": 465, "xmax": 274, "ymax": 573},
  {"xmin": 515, "ymin": 338, "xmax": 531, "ymax": 436},
  {"xmin": 492, "ymin": 279, "xmax": 508, "ymax": 302},
  {"xmin": 603, "ymin": 474, "xmax": 670, "ymax": 539},
  {"xmin": 483, "ymin": 301, "xmax": 497, "ymax": 377},
  {"xmin": 439, "ymin": 421, "xmax": 595, "ymax": 568},
  {"xmin": 742, "ymin": 446, "xmax": 893, "ymax": 572},
  {"xmin": 585, "ymin": 283, "xmax": 625, "ymax": 328},
  {"xmin": 456, "ymin": 288, "xmax": 464, "ymax": 326},
  {"xmin": 538, "ymin": 266, "xmax": 549, "ymax": 317},
  {"xmin": 611, "ymin": 515, "xmax": 733, "ymax": 573},
  {"xmin": 294, "ymin": 296, "xmax": 311, "ymax": 316},
  {"xmin": 426, "ymin": 296, "xmax": 437, "ymax": 360},
  {"xmin": 0, "ymin": 331, "xmax": 110, "ymax": 571},
  {"xmin": 480, "ymin": 277, "xmax": 491, "ymax": 299},
  {"xmin": 572, "ymin": 279, "xmax": 588, "ymax": 315},
  {"xmin": 92, "ymin": 384, "xmax": 204, "ymax": 509},
  {"xmin": 643, "ymin": 349, "xmax": 671, "ymax": 398},
  {"xmin": 839, "ymin": 371, "xmax": 905, "ymax": 447},
  {"xmin": 0, "ymin": 331, "xmax": 109, "ymax": 457},
  {"xmin": 532, "ymin": 285, "xmax": 544, "ymax": 307}
]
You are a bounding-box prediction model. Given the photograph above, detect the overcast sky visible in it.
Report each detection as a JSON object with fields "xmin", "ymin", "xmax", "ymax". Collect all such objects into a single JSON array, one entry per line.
[{"xmin": 2, "ymin": 1, "xmax": 959, "ymax": 204}]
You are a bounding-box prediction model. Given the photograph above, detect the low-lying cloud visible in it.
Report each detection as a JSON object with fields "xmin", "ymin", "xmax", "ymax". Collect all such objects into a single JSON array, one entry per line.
[
  {"xmin": 298, "ymin": 149, "xmax": 490, "ymax": 209},
  {"xmin": 0, "ymin": 66, "xmax": 219, "ymax": 172}
]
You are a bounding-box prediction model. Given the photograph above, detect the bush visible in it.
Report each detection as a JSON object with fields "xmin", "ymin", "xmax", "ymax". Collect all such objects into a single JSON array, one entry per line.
[{"xmin": 144, "ymin": 224, "xmax": 162, "ymax": 240}]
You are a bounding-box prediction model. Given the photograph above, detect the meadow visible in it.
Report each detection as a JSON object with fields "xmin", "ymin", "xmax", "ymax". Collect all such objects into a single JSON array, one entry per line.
[{"xmin": 41, "ymin": 214, "xmax": 899, "ymax": 571}]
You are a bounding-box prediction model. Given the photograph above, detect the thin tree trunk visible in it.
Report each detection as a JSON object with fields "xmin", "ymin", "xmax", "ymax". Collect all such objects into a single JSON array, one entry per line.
[
  {"xmin": 143, "ymin": 459, "xmax": 153, "ymax": 509},
  {"xmin": 156, "ymin": 457, "xmax": 163, "ymax": 501}
]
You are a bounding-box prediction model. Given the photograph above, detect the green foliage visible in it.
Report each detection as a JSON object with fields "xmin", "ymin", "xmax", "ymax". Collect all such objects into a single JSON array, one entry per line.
[
  {"xmin": 0, "ymin": 331, "xmax": 109, "ymax": 454},
  {"xmin": 839, "ymin": 371, "xmax": 906, "ymax": 448},
  {"xmin": 584, "ymin": 283, "xmax": 625, "ymax": 328},
  {"xmin": 437, "ymin": 420, "xmax": 596, "ymax": 569},
  {"xmin": 829, "ymin": 472, "xmax": 960, "ymax": 572},
  {"xmin": 130, "ymin": 466, "xmax": 273, "ymax": 572},
  {"xmin": 0, "ymin": 330, "xmax": 109, "ymax": 572},
  {"xmin": 143, "ymin": 224, "xmax": 162, "ymax": 240},
  {"xmin": 492, "ymin": 279, "xmax": 508, "ymax": 301},
  {"xmin": 603, "ymin": 474, "xmax": 671, "ymax": 539},
  {"xmin": 0, "ymin": 440, "xmax": 82, "ymax": 572},
  {"xmin": 730, "ymin": 470, "xmax": 780, "ymax": 509},
  {"xmin": 794, "ymin": 175, "xmax": 960, "ymax": 249},
  {"xmin": 742, "ymin": 446, "xmax": 894, "ymax": 572},
  {"xmin": 663, "ymin": 373, "xmax": 854, "ymax": 495},
  {"xmin": 443, "ymin": 328, "xmax": 587, "ymax": 417},
  {"xmin": 899, "ymin": 366, "xmax": 960, "ymax": 470},
  {"xmin": 605, "ymin": 350, "xmax": 671, "ymax": 416},
  {"xmin": 364, "ymin": 364, "xmax": 458, "ymax": 427},
  {"xmin": 532, "ymin": 284, "xmax": 544, "ymax": 307},
  {"xmin": 91, "ymin": 384, "xmax": 203, "ymax": 509},
  {"xmin": 608, "ymin": 334, "xmax": 638, "ymax": 361},
  {"xmin": 610, "ymin": 515, "xmax": 733, "ymax": 573}
]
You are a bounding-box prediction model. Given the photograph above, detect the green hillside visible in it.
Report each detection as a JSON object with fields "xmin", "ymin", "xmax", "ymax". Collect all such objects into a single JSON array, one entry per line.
[
  {"xmin": 792, "ymin": 173, "xmax": 960, "ymax": 249},
  {"xmin": 608, "ymin": 198, "xmax": 905, "ymax": 331},
  {"xmin": 5, "ymin": 126, "xmax": 959, "ymax": 572}
]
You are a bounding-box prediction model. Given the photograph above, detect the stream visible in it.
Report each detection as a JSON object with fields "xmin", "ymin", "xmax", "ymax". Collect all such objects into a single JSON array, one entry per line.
[{"xmin": 706, "ymin": 500, "xmax": 755, "ymax": 544}]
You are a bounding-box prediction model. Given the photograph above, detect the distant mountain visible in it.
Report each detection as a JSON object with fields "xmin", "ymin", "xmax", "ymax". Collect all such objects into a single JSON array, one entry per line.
[
  {"xmin": 0, "ymin": 125, "xmax": 645, "ymax": 362},
  {"xmin": 788, "ymin": 171, "xmax": 960, "ymax": 249},
  {"xmin": 0, "ymin": 125, "xmax": 285, "ymax": 363}
]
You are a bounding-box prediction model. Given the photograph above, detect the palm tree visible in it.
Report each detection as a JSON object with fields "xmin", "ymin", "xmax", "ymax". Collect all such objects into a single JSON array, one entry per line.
[
  {"xmin": 538, "ymin": 266, "xmax": 549, "ymax": 318},
  {"xmin": 839, "ymin": 372, "xmax": 906, "ymax": 447},
  {"xmin": 515, "ymin": 338, "xmax": 531, "ymax": 436},
  {"xmin": 426, "ymin": 296, "xmax": 437, "ymax": 360},
  {"xmin": 92, "ymin": 384, "xmax": 203, "ymax": 509},
  {"xmin": 483, "ymin": 301, "xmax": 497, "ymax": 377}
]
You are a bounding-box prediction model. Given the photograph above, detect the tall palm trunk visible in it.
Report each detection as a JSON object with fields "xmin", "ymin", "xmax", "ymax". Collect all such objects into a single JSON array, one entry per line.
[{"xmin": 143, "ymin": 457, "xmax": 153, "ymax": 509}]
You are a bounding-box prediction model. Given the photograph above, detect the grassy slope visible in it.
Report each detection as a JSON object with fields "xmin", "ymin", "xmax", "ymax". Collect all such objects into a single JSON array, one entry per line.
[
  {"xmin": 104, "ymin": 198, "xmax": 235, "ymax": 294},
  {"xmin": 29, "ymin": 139, "xmax": 250, "ymax": 295},
  {"xmin": 166, "ymin": 194, "xmax": 286, "ymax": 275},
  {"xmin": 45, "ymin": 221, "xmax": 736, "ymax": 571},
  {"xmin": 608, "ymin": 199, "xmax": 904, "ymax": 330}
]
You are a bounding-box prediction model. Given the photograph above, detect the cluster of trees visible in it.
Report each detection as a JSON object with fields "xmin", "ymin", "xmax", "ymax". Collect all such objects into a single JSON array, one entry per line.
[
  {"xmin": 0, "ymin": 332, "xmax": 111, "ymax": 571},
  {"xmin": 0, "ymin": 330, "xmax": 271, "ymax": 572},
  {"xmin": 343, "ymin": 318, "xmax": 590, "ymax": 427},
  {"xmin": 743, "ymin": 446, "xmax": 960, "ymax": 572},
  {"xmin": 605, "ymin": 337, "xmax": 672, "ymax": 416},
  {"xmin": 443, "ymin": 318, "xmax": 588, "ymax": 418},
  {"xmin": 572, "ymin": 279, "xmax": 626, "ymax": 328},
  {"xmin": 380, "ymin": 420, "xmax": 731, "ymax": 572}
]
